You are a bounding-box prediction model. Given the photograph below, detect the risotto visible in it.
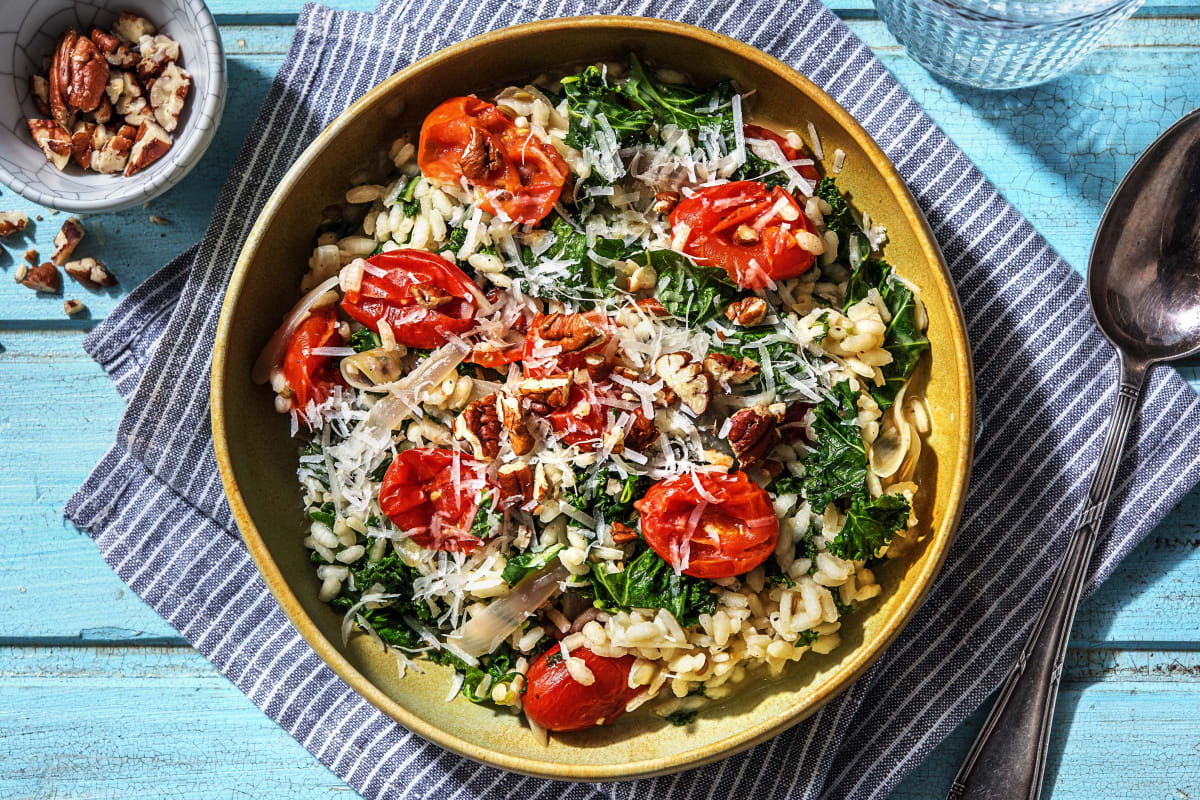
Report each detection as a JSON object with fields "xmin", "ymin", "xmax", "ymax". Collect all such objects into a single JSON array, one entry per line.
[{"xmin": 254, "ymin": 55, "xmax": 931, "ymax": 738}]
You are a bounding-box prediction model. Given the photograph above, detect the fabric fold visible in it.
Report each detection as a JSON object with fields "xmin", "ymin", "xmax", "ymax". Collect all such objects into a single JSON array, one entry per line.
[{"xmin": 66, "ymin": 1, "xmax": 1200, "ymax": 799}]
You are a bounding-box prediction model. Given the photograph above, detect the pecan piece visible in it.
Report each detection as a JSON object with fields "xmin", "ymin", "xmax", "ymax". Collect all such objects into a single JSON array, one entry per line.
[
  {"xmin": 48, "ymin": 30, "xmax": 79, "ymax": 128},
  {"xmin": 624, "ymin": 408, "xmax": 658, "ymax": 452},
  {"xmin": 0, "ymin": 211, "xmax": 29, "ymax": 238},
  {"xmin": 27, "ymin": 119, "xmax": 72, "ymax": 170},
  {"xmin": 67, "ymin": 34, "xmax": 110, "ymax": 112},
  {"xmin": 459, "ymin": 126, "xmax": 502, "ymax": 181},
  {"xmin": 532, "ymin": 312, "xmax": 604, "ymax": 353},
  {"xmin": 724, "ymin": 296, "xmax": 769, "ymax": 326},
  {"xmin": 65, "ymin": 257, "xmax": 117, "ymax": 289},
  {"xmin": 91, "ymin": 123, "xmax": 135, "ymax": 174},
  {"xmin": 732, "ymin": 224, "xmax": 759, "ymax": 245},
  {"xmin": 90, "ymin": 27, "xmax": 121, "ymax": 54},
  {"xmin": 452, "ymin": 393, "xmax": 502, "ymax": 460},
  {"xmin": 112, "ymin": 12, "xmax": 156, "ymax": 43},
  {"xmin": 52, "ymin": 218, "xmax": 85, "ymax": 266},
  {"xmin": 610, "ymin": 521, "xmax": 640, "ymax": 544},
  {"xmin": 409, "ymin": 284, "xmax": 453, "ymax": 309},
  {"xmin": 653, "ymin": 352, "xmax": 710, "ymax": 415},
  {"xmin": 121, "ymin": 96, "xmax": 154, "ymax": 126},
  {"xmin": 651, "ymin": 191, "xmax": 679, "ymax": 215},
  {"xmin": 64, "ymin": 299, "xmax": 86, "ymax": 316},
  {"xmin": 634, "ymin": 296, "xmax": 669, "ymax": 317},
  {"xmin": 497, "ymin": 462, "xmax": 534, "ymax": 503},
  {"xmin": 516, "ymin": 373, "xmax": 572, "ymax": 412},
  {"xmin": 135, "ymin": 33, "xmax": 180, "ymax": 83},
  {"xmin": 727, "ymin": 404, "xmax": 786, "ymax": 466},
  {"xmin": 124, "ymin": 120, "xmax": 172, "ymax": 176},
  {"xmin": 703, "ymin": 352, "xmax": 761, "ymax": 389},
  {"xmin": 88, "ymin": 96, "xmax": 114, "ymax": 125},
  {"xmin": 500, "ymin": 395, "xmax": 535, "ymax": 456},
  {"xmin": 70, "ymin": 121, "xmax": 96, "ymax": 169},
  {"xmin": 30, "ymin": 75, "xmax": 51, "ymax": 116},
  {"xmin": 21, "ymin": 262, "xmax": 61, "ymax": 294},
  {"xmin": 148, "ymin": 62, "xmax": 190, "ymax": 132}
]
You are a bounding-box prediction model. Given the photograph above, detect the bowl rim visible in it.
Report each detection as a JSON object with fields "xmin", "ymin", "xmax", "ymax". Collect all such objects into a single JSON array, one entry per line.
[
  {"xmin": 0, "ymin": 0, "xmax": 227, "ymax": 213},
  {"xmin": 211, "ymin": 15, "xmax": 975, "ymax": 781}
]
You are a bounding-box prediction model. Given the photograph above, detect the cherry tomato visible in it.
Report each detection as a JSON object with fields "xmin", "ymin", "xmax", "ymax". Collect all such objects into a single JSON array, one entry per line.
[
  {"xmin": 742, "ymin": 124, "xmax": 820, "ymax": 183},
  {"xmin": 281, "ymin": 306, "xmax": 343, "ymax": 410},
  {"xmin": 340, "ymin": 250, "xmax": 481, "ymax": 350},
  {"xmin": 522, "ymin": 647, "xmax": 640, "ymax": 732},
  {"xmin": 545, "ymin": 383, "xmax": 607, "ymax": 450},
  {"xmin": 378, "ymin": 448, "xmax": 490, "ymax": 553},
  {"xmin": 634, "ymin": 470, "xmax": 779, "ymax": 579},
  {"xmin": 669, "ymin": 181, "xmax": 817, "ymax": 290},
  {"xmin": 418, "ymin": 96, "xmax": 569, "ymax": 225}
]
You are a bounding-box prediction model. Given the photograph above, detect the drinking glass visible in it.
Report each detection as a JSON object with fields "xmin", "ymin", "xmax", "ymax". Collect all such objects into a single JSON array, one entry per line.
[{"xmin": 873, "ymin": 0, "xmax": 1146, "ymax": 89}]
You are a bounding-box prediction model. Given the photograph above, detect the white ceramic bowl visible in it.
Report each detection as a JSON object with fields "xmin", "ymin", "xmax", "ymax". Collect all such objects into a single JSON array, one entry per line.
[{"xmin": 0, "ymin": 0, "xmax": 225, "ymax": 212}]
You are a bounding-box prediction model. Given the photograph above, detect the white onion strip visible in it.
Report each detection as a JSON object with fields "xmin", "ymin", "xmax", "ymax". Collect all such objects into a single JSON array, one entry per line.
[
  {"xmin": 449, "ymin": 564, "xmax": 569, "ymax": 658},
  {"xmin": 252, "ymin": 275, "xmax": 341, "ymax": 384}
]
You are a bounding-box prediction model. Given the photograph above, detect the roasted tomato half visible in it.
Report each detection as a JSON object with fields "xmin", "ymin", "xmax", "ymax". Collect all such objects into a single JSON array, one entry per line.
[
  {"xmin": 742, "ymin": 124, "xmax": 820, "ymax": 183},
  {"xmin": 669, "ymin": 180, "xmax": 817, "ymax": 290},
  {"xmin": 282, "ymin": 306, "xmax": 343, "ymax": 410},
  {"xmin": 544, "ymin": 383, "xmax": 607, "ymax": 450},
  {"xmin": 634, "ymin": 470, "xmax": 779, "ymax": 579},
  {"xmin": 378, "ymin": 448, "xmax": 491, "ymax": 553},
  {"xmin": 522, "ymin": 647, "xmax": 640, "ymax": 732},
  {"xmin": 340, "ymin": 249, "xmax": 481, "ymax": 350},
  {"xmin": 418, "ymin": 96, "xmax": 569, "ymax": 225}
]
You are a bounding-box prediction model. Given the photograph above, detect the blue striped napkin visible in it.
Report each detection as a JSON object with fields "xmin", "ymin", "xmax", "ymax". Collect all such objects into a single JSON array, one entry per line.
[{"xmin": 66, "ymin": 1, "xmax": 1200, "ymax": 797}]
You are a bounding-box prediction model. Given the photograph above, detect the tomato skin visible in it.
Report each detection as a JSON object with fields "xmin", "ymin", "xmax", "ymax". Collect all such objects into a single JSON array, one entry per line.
[
  {"xmin": 418, "ymin": 96, "xmax": 569, "ymax": 225},
  {"xmin": 523, "ymin": 648, "xmax": 640, "ymax": 732},
  {"xmin": 634, "ymin": 471, "xmax": 779, "ymax": 579},
  {"xmin": 544, "ymin": 383, "xmax": 606, "ymax": 450},
  {"xmin": 282, "ymin": 306, "xmax": 343, "ymax": 410},
  {"xmin": 340, "ymin": 250, "xmax": 481, "ymax": 350},
  {"xmin": 669, "ymin": 181, "xmax": 817, "ymax": 290},
  {"xmin": 378, "ymin": 448, "xmax": 490, "ymax": 553},
  {"xmin": 742, "ymin": 124, "xmax": 820, "ymax": 183}
]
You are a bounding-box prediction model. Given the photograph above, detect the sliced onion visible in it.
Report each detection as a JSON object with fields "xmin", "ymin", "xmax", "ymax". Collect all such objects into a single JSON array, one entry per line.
[
  {"xmin": 448, "ymin": 563, "xmax": 568, "ymax": 658},
  {"xmin": 252, "ymin": 274, "xmax": 341, "ymax": 384},
  {"xmin": 364, "ymin": 341, "xmax": 470, "ymax": 431}
]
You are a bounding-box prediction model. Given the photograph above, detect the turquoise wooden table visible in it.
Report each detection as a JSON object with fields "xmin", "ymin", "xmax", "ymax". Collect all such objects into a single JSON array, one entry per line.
[{"xmin": 1, "ymin": 2, "xmax": 1198, "ymax": 797}]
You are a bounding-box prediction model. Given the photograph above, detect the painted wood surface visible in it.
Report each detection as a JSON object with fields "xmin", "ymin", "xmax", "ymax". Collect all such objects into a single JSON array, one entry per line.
[{"xmin": 0, "ymin": 3, "xmax": 1198, "ymax": 798}]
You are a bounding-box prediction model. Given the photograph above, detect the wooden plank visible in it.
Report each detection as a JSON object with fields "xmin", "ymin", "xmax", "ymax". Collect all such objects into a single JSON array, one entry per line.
[
  {"xmin": 3, "ymin": 18, "xmax": 1199, "ymax": 325},
  {"xmin": 0, "ymin": 645, "xmax": 1195, "ymax": 800}
]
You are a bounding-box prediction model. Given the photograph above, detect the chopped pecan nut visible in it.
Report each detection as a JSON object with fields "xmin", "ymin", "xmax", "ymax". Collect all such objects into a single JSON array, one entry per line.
[
  {"xmin": 52, "ymin": 218, "xmax": 85, "ymax": 265},
  {"xmin": 532, "ymin": 312, "xmax": 604, "ymax": 353},
  {"xmin": 610, "ymin": 521, "xmax": 640, "ymax": 544},
  {"xmin": 112, "ymin": 12, "xmax": 156, "ymax": 43},
  {"xmin": 634, "ymin": 296, "xmax": 670, "ymax": 317},
  {"xmin": 91, "ymin": 123, "xmax": 135, "ymax": 174},
  {"xmin": 452, "ymin": 393, "xmax": 502, "ymax": 460},
  {"xmin": 149, "ymin": 62, "xmax": 190, "ymax": 132},
  {"xmin": 727, "ymin": 403, "xmax": 786, "ymax": 466},
  {"xmin": 113, "ymin": 71, "xmax": 142, "ymax": 114},
  {"xmin": 70, "ymin": 121, "xmax": 96, "ymax": 169},
  {"xmin": 24, "ymin": 249, "xmax": 39, "ymax": 265},
  {"xmin": 732, "ymin": 224, "xmax": 759, "ymax": 244},
  {"xmin": 120, "ymin": 96, "xmax": 154, "ymax": 126},
  {"xmin": 459, "ymin": 127, "xmax": 502, "ymax": 181},
  {"xmin": 724, "ymin": 296, "xmax": 769, "ymax": 326},
  {"xmin": 21, "ymin": 262, "xmax": 61, "ymax": 293},
  {"xmin": 14, "ymin": 264, "xmax": 28, "ymax": 284},
  {"xmin": 48, "ymin": 30, "xmax": 78, "ymax": 128},
  {"xmin": 88, "ymin": 95, "xmax": 114, "ymax": 124},
  {"xmin": 30, "ymin": 75, "xmax": 51, "ymax": 116},
  {"xmin": 65, "ymin": 257, "xmax": 117, "ymax": 289},
  {"xmin": 624, "ymin": 408, "xmax": 658, "ymax": 452},
  {"xmin": 497, "ymin": 462, "xmax": 534, "ymax": 503},
  {"xmin": 409, "ymin": 284, "xmax": 453, "ymax": 309},
  {"xmin": 0, "ymin": 211, "xmax": 29, "ymax": 238},
  {"xmin": 653, "ymin": 352, "xmax": 711, "ymax": 415},
  {"xmin": 64, "ymin": 298, "xmax": 86, "ymax": 316},
  {"xmin": 135, "ymin": 33, "xmax": 180, "ymax": 83},
  {"xmin": 703, "ymin": 352, "xmax": 761, "ymax": 389},
  {"xmin": 89, "ymin": 27, "xmax": 120, "ymax": 54},
  {"xmin": 499, "ymin": 395, "xmax": 535, "ymax": 456},
  {"xmin": 67, "ymin": 34, "xmax": 110, "ymax": 112},
  {"xmin": 652, "ymin": 191, "xmax": 679, "ymax": 215},
  {"xmin": 516, "ymin": 373, "xmax": 572, "ymax": 412},
  {"xmin": 26, "ymin": 119, "xmax": 72, "ymax": 170},
  {"xmin": 124, "ymin": 120, "xmax": 172, "ymax": 176}
]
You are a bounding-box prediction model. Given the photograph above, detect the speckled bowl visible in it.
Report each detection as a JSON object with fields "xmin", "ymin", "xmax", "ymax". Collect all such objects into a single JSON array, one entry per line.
[
  {"xmin": 212, "ymin": 17, "xmax": 975, "ymax": 781},
  {"xmin": 0, "ymin": 0, "xmax": 225, "ymax": 212}
]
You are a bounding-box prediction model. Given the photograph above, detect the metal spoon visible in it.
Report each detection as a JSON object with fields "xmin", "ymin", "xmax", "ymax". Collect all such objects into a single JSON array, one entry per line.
[{"xmin": 948, "ymin": 107, "xmax": 1200, "ymax": 800}]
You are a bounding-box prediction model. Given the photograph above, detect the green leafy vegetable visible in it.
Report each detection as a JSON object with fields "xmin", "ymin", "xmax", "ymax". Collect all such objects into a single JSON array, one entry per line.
[
  {"xmin": 828, "ymin": 493, "xmax": 910, "ymax": 562},
  {"xmin": 349, "ymin": 328, "xmax": 381, "ymax": 353},
  {"xmin": 816, "ymin": 177, "xmax": 868, "ymax": 266},
  {"xmin": 639, "ymin": 249, "xmax": 738, "ymax": 326},
  {"xmin": 709, "ymin": 325, "xmax": 812, "ymax": 395},
  {"xmin": 527, "ymin": 217, "xmax": 630, "ymax": 307},
  {"xmin": 329, "ymin": 553, "xmax": 437, "ymax": 651},
  {"xmin": 501, "ymin": 544, "xmax": 565, "ymax": 585},
  {"xmin": 590, "ymin": 547, "xmax": 717, "ymax": 626},
  {"xmin": 663, "ymin": 709, "xmax": 699, "ymax": 726},
  {"xmin": 564, "ymin": 467, "xmax": 648, "ymax": 526},
  {"xmin": 469, "ymin": 493, "xmax": 497, "ymax": 540},
  {"xmin": 396, "ymin": 175, "xmax": 421, "ymax": 217},
  {"xmin": 842, "ymin": 258, "xmax": 930, "ymax": 409},
  {"xmin": 802, "ymin": 382, "xmax": 868, "ymax": 511},
  {"xmin": 622, "ymin": 54, "xmax": 735, "ymax": 134},
  {"xmin": 308, "ymin": 502, "xmax": 336, "ymax": 528},
  {"xmin": 430, "ymin": 643, "xmax": 524, "ymax": 704},
  {"xmin": 796, "ymin": 630, "xmax": 819, "ymax": 647}
]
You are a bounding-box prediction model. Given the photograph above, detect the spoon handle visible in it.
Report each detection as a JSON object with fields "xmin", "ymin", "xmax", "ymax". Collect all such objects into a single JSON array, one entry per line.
[{"xmin": 947, "ymin": 354, "xmax": 1149, "ymax": 800}]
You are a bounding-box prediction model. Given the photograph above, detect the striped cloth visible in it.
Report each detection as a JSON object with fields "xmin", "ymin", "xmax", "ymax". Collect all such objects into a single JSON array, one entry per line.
[{"xmin": 66, "ymin": 0, "xmax": 1200, "ymax": 797}]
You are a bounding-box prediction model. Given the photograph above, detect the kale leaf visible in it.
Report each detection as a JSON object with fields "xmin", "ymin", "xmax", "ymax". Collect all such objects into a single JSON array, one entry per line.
[
  {"xmin": 639, "ymin": 248, "xmax": 738, "ymax": 326},
  {"xmin": 396, "ymin": 175, "xmax": 421, "ymax": 218},
  {"xmin": 329, "ymin": 553, "xmax": 436, "ymax": 651},
  {"xmin": 622, "ymin": 54, "xmax": 736, "ymax": 134},
  {"xmin": 501, "ymin": 544, "xmax": 565, "ymax": 586},
  {"xmin": 828, "ymin": 493, "xmax": 910, "ymax": 562},
  {"xmin": 308, "ymin": 501, "xmax": 336, "ymax": 528},
  {"xmin": 802, "ymin": 382, "xmax": 868, "ymax": 511},
  {"xmin": 590, "ymin": 547, "xmax": 717, "ymax": 627},
  {"xmin": 430, "ymin": 642, "xmax": 525, "ymax": 705},
  {"xmin": 529, "ymin": 217, "xmax": 630, "ymax": 307},
  {"xmin": 843, "ymin": 258, "xmax": 930, "ymax": 410},
  {"xmin": 796, "ymin": 630, "xmax": 819, "ymax": 647},
  {"xmin": 709, "ymin": 325, "xmax": 811, "ymax": 396},
  {"xmin": 816, "ymin": 177, "xmax": 869, "ymax": 266},
  {"xmin": 469, "ymin": 493, "xmax": 498, "ymax": 540},
  {"xmin": 349, "ymin": 328, "xmax": 381, "ymax": 353},
  {"xmin": 564, "ymin": 467, "xmax": 648, "ymax": 526}
]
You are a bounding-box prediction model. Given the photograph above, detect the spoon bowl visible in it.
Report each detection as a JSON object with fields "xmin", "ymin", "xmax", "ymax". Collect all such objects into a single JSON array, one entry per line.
[{"xmin": 1089, "ymin": 107, "xmax": 1200, "ymax": 364}]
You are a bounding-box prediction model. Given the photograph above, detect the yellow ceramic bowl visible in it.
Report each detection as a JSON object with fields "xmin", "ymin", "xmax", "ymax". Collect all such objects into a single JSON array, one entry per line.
[{"xmin": 212, "ymin": 16, "xmax": 974, "ymax": 781}]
